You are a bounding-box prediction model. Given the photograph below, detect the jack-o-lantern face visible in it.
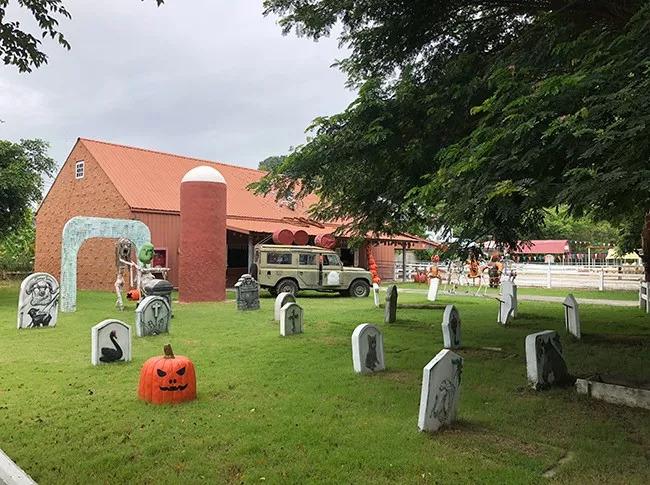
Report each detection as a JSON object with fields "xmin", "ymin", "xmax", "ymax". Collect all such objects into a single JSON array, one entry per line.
[{"xmin": 138, "ymin": 344, "xmax": 196, "ymax": 404}]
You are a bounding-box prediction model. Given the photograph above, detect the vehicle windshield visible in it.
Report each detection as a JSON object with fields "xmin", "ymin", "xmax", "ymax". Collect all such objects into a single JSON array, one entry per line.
[{"xmin": 323, "ymin": 254, "xmax": 341, "ymax": 266}]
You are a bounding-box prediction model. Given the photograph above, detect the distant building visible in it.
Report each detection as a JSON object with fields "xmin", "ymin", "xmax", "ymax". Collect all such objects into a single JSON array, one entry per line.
[{"xmin": 511, "ymin": 240, "xmax": 571, "ymax": 263}]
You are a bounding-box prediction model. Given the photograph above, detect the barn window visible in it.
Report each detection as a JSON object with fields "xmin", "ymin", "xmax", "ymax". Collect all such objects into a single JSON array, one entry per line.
[{"xmin": 75, "ymin": 161, "xmax": 85, "ymax": 179}]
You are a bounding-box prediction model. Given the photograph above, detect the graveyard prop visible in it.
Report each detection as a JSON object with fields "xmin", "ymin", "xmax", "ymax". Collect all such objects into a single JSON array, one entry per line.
[
  {"xmin": 441, "ymin": 305, "xmax": 462, "ymax": 349},
  {"xmin": 427, "ymin": 278, "xmax": 440, "ymax": 302},
  {"xmin": 384, "ymin": 284, "xmax": 398, "ymax": 323},
  {"xmin": 279, "ymin": 302, "xmax": 304, "ymax": 336},
  {"xmin": 563, "ymin": 294, "xmax": 581, "ymax": 339},
  {"xmin": 525, "ymin": 331, "xmax": 574, "ymax": 390},
  {"xmin": 418, "ymin": 349, "xmax": 463, "ymax": 433},
  {"xmin": 351, "ymin": 324, "xmax": 385, "ymax": 374},
  {"xmin": 274, "ymin": 292, "xmax": 296, "ymax": 321},
  {"xmin": 91, "ymin": 320, "xmax": 132, "ymax": 365},
  {"xmin": 121, "ymin": 242, "xmax": 172, "ymax": 307},
  {"xmin": 576, "ymin": 378, "xmax": 650, "ymax": 410},
  {"xmin": 114, "ymin": 238, "xmax": 133, "ymax": 311},
  {"xmin": 179, "ymin": 165, "xmax": 227, "ymax": 303},
  {"xmin": 372, "ymin": 283, "xmax": 380, "ymax": 307},
  {"xmin": 135, "ymin": 296, "xmax": 171, "ymax": 337},
  {"xmin": 17, "ymin": 273, "xmax": 60, "ymax": 329},
  {"xmin": 639, "ymin": 282, "xmax": 649, "ymax": 314},
  {"xmin": 366, "ymin": 246, "xmax": 381, "ymax": 284},
  {"xmin": 500, "ymin": 281, "xmax": 518, "ymax": 317},
  {"xmin": 61, "ymin": 216, "xmax": 151, "ymax": 312},
  {"xmin": 496, "ymin": 294, "xmax": 515, "ymax": 325},
  {"xmin": 138, "ymin": 344, "xmax": 196, "ymax": 404},
  {"xmin": 235, "ymin": 274, "xmax": 260, "ymax": 311}
]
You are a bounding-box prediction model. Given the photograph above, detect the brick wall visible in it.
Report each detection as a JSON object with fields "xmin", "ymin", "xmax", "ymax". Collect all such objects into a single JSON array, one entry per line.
[{"xmin": 34, "ymin": 140, "xmax": 132, "ymax": 290}]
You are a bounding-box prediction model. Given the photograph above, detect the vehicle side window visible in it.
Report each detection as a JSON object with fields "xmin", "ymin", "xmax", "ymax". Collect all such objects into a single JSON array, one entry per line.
[
  {"xmin": 299, "ymin": 254, "xmax": 316, "ymax": 265},
  {"xmin": 266, "ymin": 252, "xmax": 292, "ymax": 265},
  {"xmin": 323, "ymin": 254, "xmax": 341, "ymax": 266}
]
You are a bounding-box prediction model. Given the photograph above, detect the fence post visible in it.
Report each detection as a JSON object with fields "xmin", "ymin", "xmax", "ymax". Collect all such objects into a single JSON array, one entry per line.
[
  {"xmin": 599, "ymin": 268, "xmax": 604, "ymax": 291},
  {"xmin": 546, "ymin": 263, "xmax": 552, "ymax": 289}
]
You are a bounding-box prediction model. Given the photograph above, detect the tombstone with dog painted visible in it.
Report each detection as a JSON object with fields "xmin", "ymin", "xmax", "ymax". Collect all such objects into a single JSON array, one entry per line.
[
  {"xmin": 17, "ymin": 273, "xmax": 60, "ymax": 329},
  {"xmin": 91, "ymin": 319, "xmax": 132, "ymax": 365},
  {"xmin": 525, "ymin": 330, "xmax": 574, "ymax": 390},
  {"xmin": 441, "ymin": 305, "xmax": 462, "ymax": 349},
  {"xmin": 351, "ymin": 324, "xmax": 385, "ymax": 374},
  {"xmin": 279, "ymin": 302, "xmax": 303, "ymax": 336},
  {"xmin": 135, "ymin": 295, "xmax": 171, "ymax": 337},
  {"xmin": 563, "ymin": 294, "xmax": 581, "ymax": 339},
  {"xmin": 418, "ymin": 349, "xmax": 464, "ymax": 433}
]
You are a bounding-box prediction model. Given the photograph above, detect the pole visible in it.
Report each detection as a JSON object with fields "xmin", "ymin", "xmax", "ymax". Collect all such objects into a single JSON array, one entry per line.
[
  {"xmin": 402, "ymin": 242, "xmax": 407, "ymax": 283},
  {"xmin": 546, "ymin": 262, "xmax": 552, "ymax": 289}
]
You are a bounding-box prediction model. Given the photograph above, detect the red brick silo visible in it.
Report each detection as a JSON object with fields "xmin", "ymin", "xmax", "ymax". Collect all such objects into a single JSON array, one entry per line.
[{"xmin": 179, "ymin": 166, "xmax": 227, "ymax": 302}]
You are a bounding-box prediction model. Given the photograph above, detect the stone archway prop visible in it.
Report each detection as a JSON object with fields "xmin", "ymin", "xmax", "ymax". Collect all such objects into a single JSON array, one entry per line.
[{"xmin": 60, "ymin": 216, "xmax": 151, "ymax": 312}]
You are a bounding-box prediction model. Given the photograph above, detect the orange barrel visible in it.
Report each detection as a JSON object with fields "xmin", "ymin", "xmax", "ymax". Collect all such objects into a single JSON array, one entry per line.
[
  {"xmin": 293, "ymin": 230, "xmax": 309, "ymax": 245},
  {"xmin": 315, "ymin": 233, "xmax": 336, "ymax": 249},
  {"xmin": 272, "ymin": 229, "xmax": 294, "ymax": 245}
]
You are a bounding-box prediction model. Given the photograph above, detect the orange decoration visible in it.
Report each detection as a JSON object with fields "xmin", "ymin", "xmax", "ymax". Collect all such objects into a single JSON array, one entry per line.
[
  {"xmin": 366, "ymin": 246, "xmax": 381, "ymax": 284},
  {"xmin": 138, "ymin": 344, "xmax": 197, "ymax": 405}
]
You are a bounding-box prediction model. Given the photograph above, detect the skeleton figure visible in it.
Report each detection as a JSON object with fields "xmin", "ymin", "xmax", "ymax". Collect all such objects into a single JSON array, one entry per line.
[{"xmin": 114, "ymin": 238, "xmax": 133, "ymax": 311}]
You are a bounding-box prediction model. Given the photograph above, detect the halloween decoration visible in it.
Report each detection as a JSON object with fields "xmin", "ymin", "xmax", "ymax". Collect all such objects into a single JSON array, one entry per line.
[
  {"xmin": 138, "ymin": 344, "xmax": 196, "ymax": 404},
  {"xmin": 91, "ymin": 319, "xmax": 132, "ymax": 365},
  {"xmin": 366, "ymin": 246, "xmax": 381, "ymax": 284},
  {"xmin": 17, "ymin": 273, "xmax": 60, "ymax": 329},
  {"xmin": 114, "ymin": 238, "xmax": 133, "ymax": 311}
]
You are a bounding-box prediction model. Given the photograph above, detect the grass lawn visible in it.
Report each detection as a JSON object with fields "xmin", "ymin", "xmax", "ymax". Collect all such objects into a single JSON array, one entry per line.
[{"xmin": 0, "ymin": 281, "xmax": 649, "ymax": 484}]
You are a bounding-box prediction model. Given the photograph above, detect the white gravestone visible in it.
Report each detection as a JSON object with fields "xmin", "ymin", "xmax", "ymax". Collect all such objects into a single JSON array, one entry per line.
[
  {"xmin": 525, "ymin": 330, "xmax": 573, "ymax": 390},
  {"xmin": 17, "ymin": 272, "xmax": 60, "ymax": 329},
  {"xmin": 427, "ymin": 278, "xmax": 440, "ymax": 302},
  {"xmin": 500, "ymin": 280, "xmax": 518, "ymax": 317},
  {"xmin": 91, "ymin": 319, "xmax": 132, "ymax": 365},
  {"xmin": 563, "ymin": 294, "xmax": 581, "ymax": 339},
  {"xmin": 372, "ymin": 283, "xmax": 380, "ymax": 308},
  {"xmin": 280, "ymin": 302, "xmax": 304, "ymax": 336},
  {"xmin": 442, "ymin": 305, "xmax": 461, "ymax": 349},
  {"xmin": 418, "ymin": 349, "xmax": 464, "ymax": 433},
  {"xmin": 135, "ymin": 295, "xmax": 171, "ymax": 337},
  {"xmin": 496, "ymin": 294, "xmax": 515, "ymax": 326},
  {"xmin": 274, "ymin": 292, "xmax": 296, "ymax": 322},
  {"xmin": 351, "ymin": 323, "xmax": 385, "ymax": 374}
]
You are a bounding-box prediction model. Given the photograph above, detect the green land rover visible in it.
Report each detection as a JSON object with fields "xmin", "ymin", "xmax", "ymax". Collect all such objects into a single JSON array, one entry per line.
[{"xmin": 251, "ymin": 244, "xmax": 372, "ymax": 297}]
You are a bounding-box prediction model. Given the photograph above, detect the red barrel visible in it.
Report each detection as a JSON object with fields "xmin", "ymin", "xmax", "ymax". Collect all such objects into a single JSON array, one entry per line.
[
  {"xmin": 179, "ymin": 166, "xmax": 227, "ymax": 302},
  {"xmin": 293, "ymin": 230, "xmax": 309, "ymax": 246},
  {"xmin": 315, "ymin": 233, "xmax": 336, "ymax": 249},
  {"xmin": 272, "ymin": 229, "xmax": 294, "ymax": 245}
]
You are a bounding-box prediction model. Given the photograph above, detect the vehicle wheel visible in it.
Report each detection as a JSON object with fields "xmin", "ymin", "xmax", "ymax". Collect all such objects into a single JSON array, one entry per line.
[
  {"xmin": 276, "ymin": 278, "xmax": 299, "ymax": 296},
  {"xmin": 349, "ymin": 280, "xmax": 370, "ymax": 298}
]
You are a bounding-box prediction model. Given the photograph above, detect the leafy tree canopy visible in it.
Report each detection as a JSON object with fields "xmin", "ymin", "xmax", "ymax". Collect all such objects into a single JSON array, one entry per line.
[
  {"xmin": 258, "ymin": 155, "xmax": 286, "ymax": 172},
  {"xmin": 0, "ymin": 0, "xmax": 164, "ymax": 72},
  {"xmin": 0, "ymin": 139, "xmax": 55, "ymax": 239}
]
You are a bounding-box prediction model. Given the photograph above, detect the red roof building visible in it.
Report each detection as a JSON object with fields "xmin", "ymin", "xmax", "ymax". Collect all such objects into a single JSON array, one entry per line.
[
  {"xmin": 35, "ymin": 138, "xmax": 429, "ymax": 289},
  {"xmin": 514, "ymin": 240, "xmax": 571, "ymax": 255}
]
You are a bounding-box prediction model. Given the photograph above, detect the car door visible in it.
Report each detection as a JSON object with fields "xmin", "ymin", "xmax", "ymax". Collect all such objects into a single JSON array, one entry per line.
[
  {"xmin": 322, "ymin": 253, "xmax": 343, "ymax": 287},
  {"xmin": 297, "ymin": 253, "xmax": 319, "ymax": 288}
]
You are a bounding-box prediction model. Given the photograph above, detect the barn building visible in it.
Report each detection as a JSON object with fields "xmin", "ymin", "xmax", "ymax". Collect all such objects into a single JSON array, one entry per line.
[{"xmin": 35, "ymin": 138, "xmax": 428, "ymax": 290}]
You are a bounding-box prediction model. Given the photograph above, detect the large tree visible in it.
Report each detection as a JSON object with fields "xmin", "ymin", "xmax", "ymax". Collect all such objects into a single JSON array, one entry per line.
[
  {"xmin": 254, "ymin": 1, "xmax": 650, "ymax": 276},
  {"xmin": 0, "ymin": 0, "xmax": 163, "ymax": 72}
]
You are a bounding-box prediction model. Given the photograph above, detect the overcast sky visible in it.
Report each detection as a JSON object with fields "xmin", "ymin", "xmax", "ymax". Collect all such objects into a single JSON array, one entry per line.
[{"xmin": 0, "ymin": 0, "xmax": 355, "ymax": 173}]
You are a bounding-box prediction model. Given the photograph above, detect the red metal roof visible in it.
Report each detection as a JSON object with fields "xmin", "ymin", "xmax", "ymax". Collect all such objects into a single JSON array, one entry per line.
[{"xmin": 514, "ymin": 240, "xmax": 571, "ymax": 254}]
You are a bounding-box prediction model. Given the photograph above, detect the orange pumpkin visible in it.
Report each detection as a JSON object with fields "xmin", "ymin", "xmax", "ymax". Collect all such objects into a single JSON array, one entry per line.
[{"xmin": 138, "ymin": 344, "xmax": 196, "ymax": 404}]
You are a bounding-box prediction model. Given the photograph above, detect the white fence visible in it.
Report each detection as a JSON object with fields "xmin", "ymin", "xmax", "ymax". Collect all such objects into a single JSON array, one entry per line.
[
  {"xmin": 641, "ymin": 282, "xmax": 649, "ymax": 312},
  {"xmin": 395, "ymin": 261, "xmax": 643, "ymax": 291}
]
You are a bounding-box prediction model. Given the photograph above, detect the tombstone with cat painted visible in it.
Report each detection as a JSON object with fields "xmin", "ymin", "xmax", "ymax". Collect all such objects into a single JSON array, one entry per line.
[
  {"xmin": 351, "ymin": 323, "xmax": 385, "ymax": 374},
  {"xmin": 17, "ymin": 272, "xmax": 60, "ymax": 329},
  {"xmin": 525, "ymin": 330, "xmax": 574, "ymax": 390},
  {"xmin": 384, "ymin": 284, "xmax": 398, "ymax": 323},
  {"xmin": 418, "ymin": 349, "xmax": 463, "ymax": 433},
  {"xmin": 441, "ymin": 305, "xmax": 461, "ymax": 349},
  {"xmin": 91, "ymin": 319, "xmax": 132, "ymax": 365},
  {"xmin": 280, "ymin": 302, "xmax": 303, "ymax": 336},
  {"xmin": 135, "ymin": 295, "xmax": 171, "ymax": 337},
  {"xmin": 274, "ymin": 292, "xmax": 296, "ymax": 321},
  {"xmin": 562, "ymin": 294, "xmax": 581, "ymax": 339}
]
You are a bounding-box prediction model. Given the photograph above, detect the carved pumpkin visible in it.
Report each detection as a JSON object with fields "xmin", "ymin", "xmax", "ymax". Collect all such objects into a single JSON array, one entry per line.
[{"xmin": 138, "ymin": 344, "xmax": 196, "ymax": 404}]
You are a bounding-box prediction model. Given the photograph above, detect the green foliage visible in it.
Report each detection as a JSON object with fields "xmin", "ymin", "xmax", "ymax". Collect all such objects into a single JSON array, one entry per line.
[
  {"xmin": 258, "ymin": 155, "xmax": 286, "ymax": 171},
  {"xmin": 541, "ymin": 208, "xmax": 618, "ymax": 247},
  {"xmin": 0, "ymin": 0, "xmax": 164, "ymax": 72},
  {"xmin": 0, "ymin": 138, "xmax": 55, "ymax": 239},
  {"xmin": 0, "ymin": 209, "xmax": 35, "ymax": 271}
]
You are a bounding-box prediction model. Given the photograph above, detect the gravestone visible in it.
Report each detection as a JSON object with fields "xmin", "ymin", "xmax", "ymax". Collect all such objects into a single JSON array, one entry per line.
[
  {"xmin": 525, "ymin": 330, "xmax": 574, "ymax": 390},
  {"xmin": 17, "ymin": 272, "xmax": 60, "ymax": 329},
  {"xmin": 418, "ymin": 349, "xmax": 463, "ymax": 433},
  {"xmin": 351, "ymin": 323, "xmax": 385, "ymax": 374},
  {"xmin": 274, "ymin": 292, "xmax": 296, "ymax": 321},
  {"xmin": 384, "ymin": 284, "xmax": 398, "ymax": 324},
  {"xmin": 372, "ymin": 283, "xmax": 380, "ymax": 308},
  {"xmin": 441, "ymin": 305, "xmax": 461, "ymax": 349},
  {"xmin": 501, "ymin": 280, "xmax": 518, "ymax": 317},
  {"xmin": 135, "ymin": 295, "xmax": 171, "ymax": 337},
  {"xmin": 91, "ymin": 319, "xmax": 132, "ymax": 365},
  {"xmin": 563, "ymin": 294, "xmax": 581, "ymax": 339},
  {"xmin": 235, "ymin": 274, "xmax": 260, "ymax": 311},
  {"xmin": 496, "ymin": 294, "xmax": 514, "ymax": 326},
  {"xmin": 427, "ymin": 278, "xmax": 440, "ymax": 302},
  {"xmin": 279, "ymin": 302, "xmax": 304, "ymax": 336}
]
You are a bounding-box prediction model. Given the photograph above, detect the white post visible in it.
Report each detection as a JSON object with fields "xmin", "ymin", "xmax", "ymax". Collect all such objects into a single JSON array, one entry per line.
[
  {"xmin": 546, "ymin": 263, "xmax": 552, "ymax": 289},
  {"xmin": 401, "ymin": 243, "xmax": 407, "ymax": 283},
  {"xmin": 588, "ymin": 246, "xmax": 591, "ymax": 269},
  {"xmin": 599, "ymin": 268, "xmax": 604, "ymax": 291}
]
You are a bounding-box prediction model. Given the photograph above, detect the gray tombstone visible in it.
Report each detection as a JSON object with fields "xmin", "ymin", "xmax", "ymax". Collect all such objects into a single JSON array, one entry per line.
[
  {"xmin": 525, "ymin": 330, "xmax": 573, "ymax": 390},
  {"xmin": 274, "ymin": 292, "xmax": 296, "ymax": 322},
  {"xmin": 17, "ymin": 272, "xmax": 60, "ymax": 329},
  {"xmin": 372, "ymin": 283, "xmax": 380, "ymax": 308},
  {"xmin": 235, "ymin": 274, "xmax": 260, "ymax": 311},
  {"xmin": 351, "ymin": 323, "xmax": 385, "ymax": 374},
  {"xmin": 497, "ymin": 294, "xmax": 514, "ymax": 326},
  {"xmin": 441, "ymin": 305, "xmax": 461, "ymax": 349},
  {"xmin": 418, "ymin": 349, "xmax": 463, "ymax": 433},
  {"xmin": 280, "ymin": 302, "xmax": 303, "ymax": 336},
  {"xmin": 135, "ymin": 295, "xmax": 171, "ymax": 337},
  {"xmin": 384, "ymin": 284, "xmax": 398, "ymax": 324},
  {"xmin": 91, "ymin": 319, "xmax": 132, "ymax": 365},
  {"xmin": 563, "ymin": 294, "xmax": 581, "ymax": 339},
  {"xmin": 500, "ymin": 281, "xmax": 518, "ymax": 317}
]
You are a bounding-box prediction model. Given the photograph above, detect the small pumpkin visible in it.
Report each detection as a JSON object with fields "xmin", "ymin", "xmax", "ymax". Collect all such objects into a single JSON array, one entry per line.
[{"xmin": 138, "ymin": 344, "xmax": 196, "ymax": 404}]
